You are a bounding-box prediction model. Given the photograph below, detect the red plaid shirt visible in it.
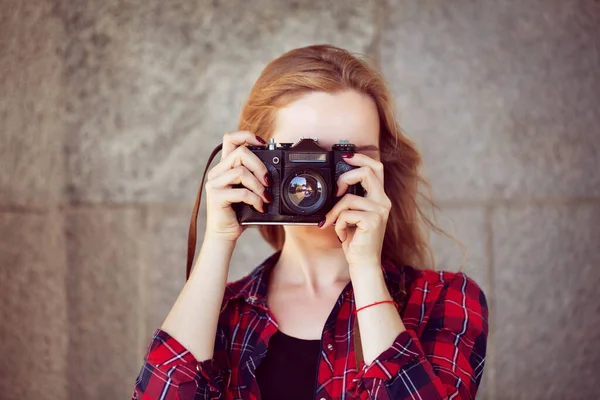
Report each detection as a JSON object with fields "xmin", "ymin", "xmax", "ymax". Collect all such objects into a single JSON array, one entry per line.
[{"xmin": 133, "ymin": 252, "xmax": 488, "ymax": 399}]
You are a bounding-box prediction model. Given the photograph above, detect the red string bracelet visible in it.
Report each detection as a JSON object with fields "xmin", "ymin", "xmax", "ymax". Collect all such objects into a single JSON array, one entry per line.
[{"xmin": 355, "ymin": 299, "xmax": 398, "ymax": 314}]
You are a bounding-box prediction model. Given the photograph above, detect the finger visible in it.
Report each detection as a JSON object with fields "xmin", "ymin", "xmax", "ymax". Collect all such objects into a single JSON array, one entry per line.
[
  {"xmin": 320, "ymin": 194, "xmax": 381, "ymax": 229},
  {"xmin": 336, "ymin": 166, "xmax": 386, "ymax": 201},
  {"xmin": 335, "ymin": 210, "xmax": 383, "ymax": 242},
  {"xmin": 214, "ymin": 188, "xmax": 265, "ymax": 213},
  {"xmin": 221, "ymin": 131, "xmax": 266, "ymax": 159},
  {"xmin": 208, "ymin": 145, "xmax": 270, "ymax": 187},
  {"xmin": 341, "ymin": 153, "xmax": 384, "ymax": 183},
  {"xmin": 207, "ymin": 166, "xmax": 271, "ymax": 204}
]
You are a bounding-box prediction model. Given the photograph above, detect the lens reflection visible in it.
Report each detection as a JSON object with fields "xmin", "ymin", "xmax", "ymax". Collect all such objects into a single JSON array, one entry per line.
[{"xmin": 287, "ymin": 174, "xmax": 323, "ymax": 209}]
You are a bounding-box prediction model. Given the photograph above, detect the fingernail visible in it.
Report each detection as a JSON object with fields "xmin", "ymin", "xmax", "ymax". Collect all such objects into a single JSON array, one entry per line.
[
  {"xmin": 264, "ymin": 190, "xmax": 273, "ymax": 203},
  {"xmin": 255, "ymin": 135, "xmax": 266, "ymax": 144},
  {"xmin": 338, "ymin": 236, "xmax": 343, "ymax": 243},
  {"xmin": 264, "ymin": 173, "xmax": 272, "ymax": 186},
  {"xmin": 342, "ymin": 153, "xmax": 354, "ymax": 159},
  {"xmin": 318, "ymin": 219, "xmax": 326, "ymax": 228}
]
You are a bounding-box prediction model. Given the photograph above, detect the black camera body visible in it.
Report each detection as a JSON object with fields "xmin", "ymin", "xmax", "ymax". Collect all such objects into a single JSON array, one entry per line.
[{"xmin": 233, "ymin": 138, "xmax": 365, "ymax": 225}]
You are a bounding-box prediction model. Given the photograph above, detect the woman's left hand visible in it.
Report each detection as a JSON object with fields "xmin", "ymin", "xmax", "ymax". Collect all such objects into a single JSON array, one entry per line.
[{"xmin": 318, "ymin": 153, "xmax": 391, "ymax": 270}]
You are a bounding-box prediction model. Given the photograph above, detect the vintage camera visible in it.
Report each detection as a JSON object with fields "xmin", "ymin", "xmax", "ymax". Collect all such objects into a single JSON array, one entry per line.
[{"xmin": 233, "ymin": 138, "xmax": 365, "ymax": 225}]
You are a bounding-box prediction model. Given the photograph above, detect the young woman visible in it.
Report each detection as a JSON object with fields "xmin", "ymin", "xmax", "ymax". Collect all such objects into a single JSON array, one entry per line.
[{"xmin": 133, "ymin": 45, "xmax": 488, "ymax": 400}]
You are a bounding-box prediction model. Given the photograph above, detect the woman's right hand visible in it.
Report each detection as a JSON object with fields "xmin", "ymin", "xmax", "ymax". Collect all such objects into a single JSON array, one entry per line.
[{"xmin": 204, "ymin": 131, "xmax": 272, "ymax": 242}]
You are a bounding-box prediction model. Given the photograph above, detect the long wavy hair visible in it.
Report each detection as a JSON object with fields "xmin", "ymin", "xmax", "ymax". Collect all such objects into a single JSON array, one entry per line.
[{"xmin": 237, "ymin": 45, "xmax": 460, "ymax": 270}]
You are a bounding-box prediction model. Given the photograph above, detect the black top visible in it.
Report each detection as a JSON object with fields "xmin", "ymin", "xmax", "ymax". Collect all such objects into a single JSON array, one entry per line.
[{"xmin": 255, "ymin": 330, "xmax": 321, "ymax": 400}]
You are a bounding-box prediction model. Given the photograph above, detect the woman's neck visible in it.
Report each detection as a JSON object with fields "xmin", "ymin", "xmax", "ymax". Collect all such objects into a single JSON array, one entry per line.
[{"xmin": 273, "ymin": 226, "xmax": 351, "ymax": 295}]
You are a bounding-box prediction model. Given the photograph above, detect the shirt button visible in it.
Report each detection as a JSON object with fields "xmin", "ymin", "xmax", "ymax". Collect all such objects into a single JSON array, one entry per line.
[
  {"xmin": 248, "ymin": 295, "xmax": 257, "ymax": 302},
  {"xmin": 327, "ymin": 344, "xmax": 333, "ymax": 351}
]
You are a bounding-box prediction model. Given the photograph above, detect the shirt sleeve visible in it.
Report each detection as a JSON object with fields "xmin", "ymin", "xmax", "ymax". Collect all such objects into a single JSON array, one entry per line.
[
  {"xmin": 347, "ymin": 273, "xmax": 489, "ymax": 399},
  {"xmin": 132, "ymin": 329, "xmax": 229, "ymax": 400}
]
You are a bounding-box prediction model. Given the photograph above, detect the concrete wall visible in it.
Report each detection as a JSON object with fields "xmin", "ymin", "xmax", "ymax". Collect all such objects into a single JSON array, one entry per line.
[{"xmin": 1, "ymin": 1, "xmax": 598, "ymax": 399}]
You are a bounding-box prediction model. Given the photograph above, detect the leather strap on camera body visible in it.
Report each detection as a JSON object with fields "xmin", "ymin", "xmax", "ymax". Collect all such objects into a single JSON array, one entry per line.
[{"xmin": 185, "ymin": 142, "xmax": 365, "ymax": 369}]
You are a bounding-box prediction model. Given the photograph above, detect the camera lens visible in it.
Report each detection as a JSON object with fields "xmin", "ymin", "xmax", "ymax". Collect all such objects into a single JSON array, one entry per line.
[{"xmin": 284, "ymin": 171, "xmax": 327, "ymax": 214}]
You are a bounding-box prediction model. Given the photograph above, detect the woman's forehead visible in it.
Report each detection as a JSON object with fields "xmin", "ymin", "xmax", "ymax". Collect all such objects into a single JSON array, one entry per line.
[{"xmin": 272, "ymin": 90, "xmax": 380, "ymax": 149}]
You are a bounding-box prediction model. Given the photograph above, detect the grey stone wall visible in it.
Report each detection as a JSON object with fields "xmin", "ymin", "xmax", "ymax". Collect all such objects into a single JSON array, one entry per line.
[{"xmin": 1, "ymin": 1, "xmax": 598, "ymax": 399}]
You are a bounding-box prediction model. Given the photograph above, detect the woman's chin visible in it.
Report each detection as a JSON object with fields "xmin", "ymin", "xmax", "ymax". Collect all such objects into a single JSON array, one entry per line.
[
  {"xmin": 286, "ymin": 224, "xmax": 327, "ymax": 234},
  {"xmin": 284, "ymin": 225, "xmax": 341, "ymax": 244}
]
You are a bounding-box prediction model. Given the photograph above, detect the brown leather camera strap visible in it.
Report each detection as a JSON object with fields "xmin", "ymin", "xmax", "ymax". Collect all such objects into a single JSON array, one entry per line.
[{"xmin": 187, "ymin": 143, "xmax": 223, "ymax": 280}]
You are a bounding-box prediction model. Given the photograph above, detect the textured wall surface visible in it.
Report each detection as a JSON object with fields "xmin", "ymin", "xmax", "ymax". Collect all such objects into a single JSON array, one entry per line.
[{"xmin": 1, "ymin": 0, "xmax": 599, "ymax": 399}]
